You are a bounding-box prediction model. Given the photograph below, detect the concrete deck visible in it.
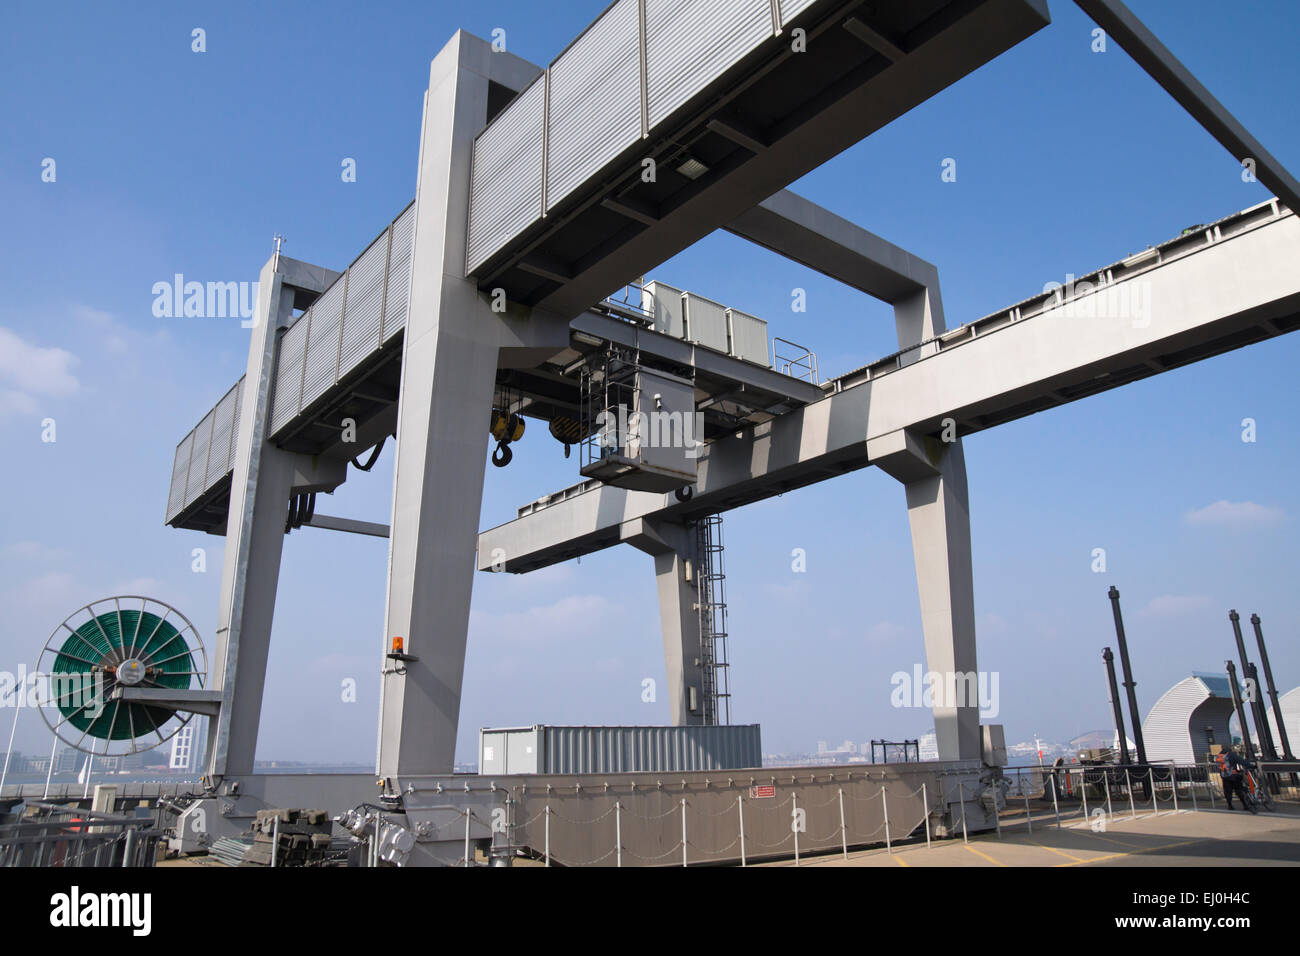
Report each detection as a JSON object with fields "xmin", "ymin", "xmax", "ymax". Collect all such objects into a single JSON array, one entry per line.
[{"xmin": 761, "ymin": 805, "xmax": 1300, "ymax": 867}]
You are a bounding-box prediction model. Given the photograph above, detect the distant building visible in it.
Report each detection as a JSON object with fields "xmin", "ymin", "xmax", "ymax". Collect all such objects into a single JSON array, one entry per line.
[
  {"xmin": 169, "ymin": 717, "xmax": 207, "ymax": 773},
  {"xmin": 918, "ymin": 731, "xmax": 938, "ymax": 761},
  {"xmin": 0, "ymin": 751, "xmax": 28, "ymax": 774},
  {"xmin": 54, "ymin": 747, "xmax": 79, "ymax": 773}
]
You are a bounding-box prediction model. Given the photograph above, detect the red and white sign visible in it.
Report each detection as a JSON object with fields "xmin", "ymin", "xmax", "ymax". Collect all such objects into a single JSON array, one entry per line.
[{"xmin": 749, "ymin": 785, "xmax": 776, "ymax": 799}]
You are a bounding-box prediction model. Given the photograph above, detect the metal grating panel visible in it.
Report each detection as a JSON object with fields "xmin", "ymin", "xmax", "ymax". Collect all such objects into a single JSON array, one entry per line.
[
  {"xmin": 465, "ymin": 77, "xmax": 546, "ymax": 274},
  {"xmin": 203, "ymin": 383, "xmax": 239, "ymax": 489},
  {"xmin": 645, "ymin": 0, "xmax": 774, "ymax": 129},
  {"xmin": 726, "ymin": 307, "xmax": 769, "ymax": 366},
  {"xmin": 270, "ymin": 316, "xmax": 308, "ymax": 435},
  {"xmin": 184, "ymin": 409, "xmax": 215, "ymax": 505},
  {"xmin": 545, "ymin": 0, "xmax": 642, "ymax": 213},
  {"xmin": 682, "ymin": 291, "xmax": 729, "ymax": 352},
  {"xmin": 301, "ymin": 280, "xmax": 344, "ymax": 411},
  {"xmin": 778, "ymin": 0, "xmax": 818, "ymax": 26},
  {"xmin": 229, "ymin": 374, "xmax": 243, "ymax": 470},
  {"xmin": 340, "ymin": 232, "xmax": 387, "ymax": 378},
  {"xmin": 166, "ymin": 431, "xmax": 194, "ymax": 521},
  {"xmin": 384, "ymin": 204, "xmax": 416, "ymax": 341}
]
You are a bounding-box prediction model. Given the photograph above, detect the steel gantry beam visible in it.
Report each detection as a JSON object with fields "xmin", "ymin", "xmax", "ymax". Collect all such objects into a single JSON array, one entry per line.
[{"xmin": 479, "ymin": 201, "xmax": 1300, "ymax": 575}]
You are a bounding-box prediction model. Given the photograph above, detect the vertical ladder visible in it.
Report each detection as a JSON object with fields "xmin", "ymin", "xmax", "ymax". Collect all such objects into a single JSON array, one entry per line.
[{"xmin": 695, "ymin": 515, "xmax": 730, "ymax": 725}]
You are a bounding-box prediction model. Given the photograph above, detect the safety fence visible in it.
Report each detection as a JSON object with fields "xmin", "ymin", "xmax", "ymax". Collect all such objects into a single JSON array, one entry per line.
[
  {"xmin": 993, "ymin": 760, "xmax": 1300, "ymax": 835},
  {"xmin": 0, "ymin": 800, "xmax": 162, "ymax": 867},
  {"xmin": 400, "ymin": 769, "xmax": 968, "ymax": 867}
]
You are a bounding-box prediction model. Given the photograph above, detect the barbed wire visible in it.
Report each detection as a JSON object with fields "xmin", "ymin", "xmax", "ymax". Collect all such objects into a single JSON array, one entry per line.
[
  {"xmin": 620, "ymin": 841, "xmax": 683, "ymax": 862},
  {"xmin": 689, "ymin": 797, "xmax": 743, "ymax": 817},
  {"xmin": 546, "ymin": 803, "xmax": 618, "ymax": 825},
  {"xmin": 686, "ymin": 833, "xmax": 741, "ymax": 855}
]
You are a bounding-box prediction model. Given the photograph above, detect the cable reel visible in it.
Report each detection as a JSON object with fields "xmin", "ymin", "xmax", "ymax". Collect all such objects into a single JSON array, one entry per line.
[{"xmin": 35, "ymin": 596, "xmax": 207, "ymax": 757}]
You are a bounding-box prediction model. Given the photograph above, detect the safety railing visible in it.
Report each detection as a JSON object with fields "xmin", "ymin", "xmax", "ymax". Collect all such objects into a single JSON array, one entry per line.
[
  {"xmin": 0, "ymin": 801, "xmax": 162, "ymax": 867},
  {"xmin": 990, "ymin": 759, "xmax": 1298, "ymax": 834},
  {"xmin": 772, "ymin": 336, "xmax": 818, "ymax": 384}
]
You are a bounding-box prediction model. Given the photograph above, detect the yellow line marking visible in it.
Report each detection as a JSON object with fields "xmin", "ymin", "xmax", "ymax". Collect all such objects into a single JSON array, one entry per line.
[
  {"xmin": 1029, "ymin": 842, "xmax": 1087, "ymax": 862},
  {"xmin": 963, "ymin": 844, "xmax": 1006, "ymax": 866},
  {"xmin": 893, "ymin": 854, "xmax": 910, "ymax": 867},
  {"xmin": 1080, "ymin": 830, "xmax": 1143, "ymax": 849},
  {"xmin": 1055, "ymin": 838, "xmax": 1206, "ymax": 868}
]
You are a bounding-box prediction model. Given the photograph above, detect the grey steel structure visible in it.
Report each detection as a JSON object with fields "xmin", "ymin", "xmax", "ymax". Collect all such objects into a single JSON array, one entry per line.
[{"xmin": 127, "ymin": 0, "xmax": 1300, "ymax": 863}]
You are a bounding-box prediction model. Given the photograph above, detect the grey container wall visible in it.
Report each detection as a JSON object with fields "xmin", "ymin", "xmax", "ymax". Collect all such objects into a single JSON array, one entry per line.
[
  {"xmin": 479, "ymin": 724, "xmax": 762, "ymax": 775},
  {"xmin": 725, "ymin": 307, "xmax": 769, "ymax": 366},
  {"xmin": 682, "ymin": 292, "xmax": 729, "ymax": 353}
]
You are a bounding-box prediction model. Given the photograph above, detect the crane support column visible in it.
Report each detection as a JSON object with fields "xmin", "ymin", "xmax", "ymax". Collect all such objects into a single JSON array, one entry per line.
[
  {"xmin": 869, "ymin": 281, "xmax": 980, "ymax": 761},
  {"xmin": 376, "ymin": 33, "xmax": 566, "ymax": 777},
  {"xmin": 621, "ymin": 518, "xmax": 705, "ymax": 726},
  {"xmin": 208, "ymin": 255, "xmax": 342, "ymax": 778}
]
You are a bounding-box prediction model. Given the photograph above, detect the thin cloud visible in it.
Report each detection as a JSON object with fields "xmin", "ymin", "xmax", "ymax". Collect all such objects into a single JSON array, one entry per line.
[
  {"xmin": 1185, "ymin": 500, "xmax": 1284, "ymax": 528},
  {"xmin": 1139, "ymin": 594, "xmax": 1212, "ymax": 618},
  {"xmin": 0, "ymin": 327, "xmax": 80, "ymax": 414}
]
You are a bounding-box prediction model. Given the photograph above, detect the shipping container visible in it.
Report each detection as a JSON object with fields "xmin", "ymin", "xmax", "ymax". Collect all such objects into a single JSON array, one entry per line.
[{"xmin": 479, "ymin": 724, "xmax": 762, "ymax": 775}]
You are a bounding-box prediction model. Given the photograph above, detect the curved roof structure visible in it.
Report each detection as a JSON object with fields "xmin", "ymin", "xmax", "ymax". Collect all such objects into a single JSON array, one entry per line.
[
  {"xmin": 1142, "ymin": 673, "xmax": 1236, "ymax": 765},
  {"xmin": 1267, "ymin": 686, "xmax": 1300, "ymax": 757}
]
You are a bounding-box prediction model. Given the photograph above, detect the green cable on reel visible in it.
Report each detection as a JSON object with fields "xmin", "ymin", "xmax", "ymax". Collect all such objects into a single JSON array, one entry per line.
[{"xmin": 51, "ymin": 609, "xmax": 195, "ymax": 741}]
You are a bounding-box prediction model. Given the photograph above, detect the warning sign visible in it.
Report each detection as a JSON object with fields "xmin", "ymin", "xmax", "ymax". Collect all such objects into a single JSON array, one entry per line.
[{"xmin": 749, "ymin": 785, "xmax": 776, "ymax": 799}]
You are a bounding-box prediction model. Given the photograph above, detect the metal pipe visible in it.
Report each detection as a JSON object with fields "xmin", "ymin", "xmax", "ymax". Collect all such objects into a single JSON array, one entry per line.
[
  {"xmin": 1246, "ymin": 662, "xmax": 1278, "ymax": 762},
  {"xmin": 920, "ymin": 783, "xmax": 932, "ymax": 847},
  {"xmin": 1050, "ymin": 770, "xmax": 1061, "ymax": 828},
  {"xmin": 680, "ymin": 797, "xmax": 687, "ymax": 868},
  {"xmin": 738, "ymin": 795, "xmax": 746, "ymax": 866},
  {"xmin": 0, "ymin": 701, "xmax": 20, "ymax": 795},
  {"xmin": 838, "ymin": 789, "xmax": 847, "ymax": 859},
  {"xmin": 615, "ymin": 801, "xmax": 622, "ymax": 868},
  {"xmin": 1252, "ymin": 614, "xmax": 1294, "ymax": 759},
  {"xmin": 1108, "ymin": 587, "xmax": 1147, "ymax": 764},
  {"xmin": 792, "ymin": 792, "xmax": 800, "ymax": 864},
  {"xmin": 1225, "ymin": 660, "xmax": 1258, "ymax": 764},
  {"xmin": 1230, "ymin": 610, "xmax": 1275, "ymax": 759},
  {"xmin": 882, "ymin": 787, "xmax": 891, "ymax": 853},
  {"xmin": 1102, "ymin": 647, "xmax": 1131, "ymax": 764}
]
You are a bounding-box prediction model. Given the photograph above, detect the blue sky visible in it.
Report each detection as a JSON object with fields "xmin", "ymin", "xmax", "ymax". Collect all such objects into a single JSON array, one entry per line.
[{"xmin": 1, "ymin": 1, "xmax": 1297, "ymax": 765}]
